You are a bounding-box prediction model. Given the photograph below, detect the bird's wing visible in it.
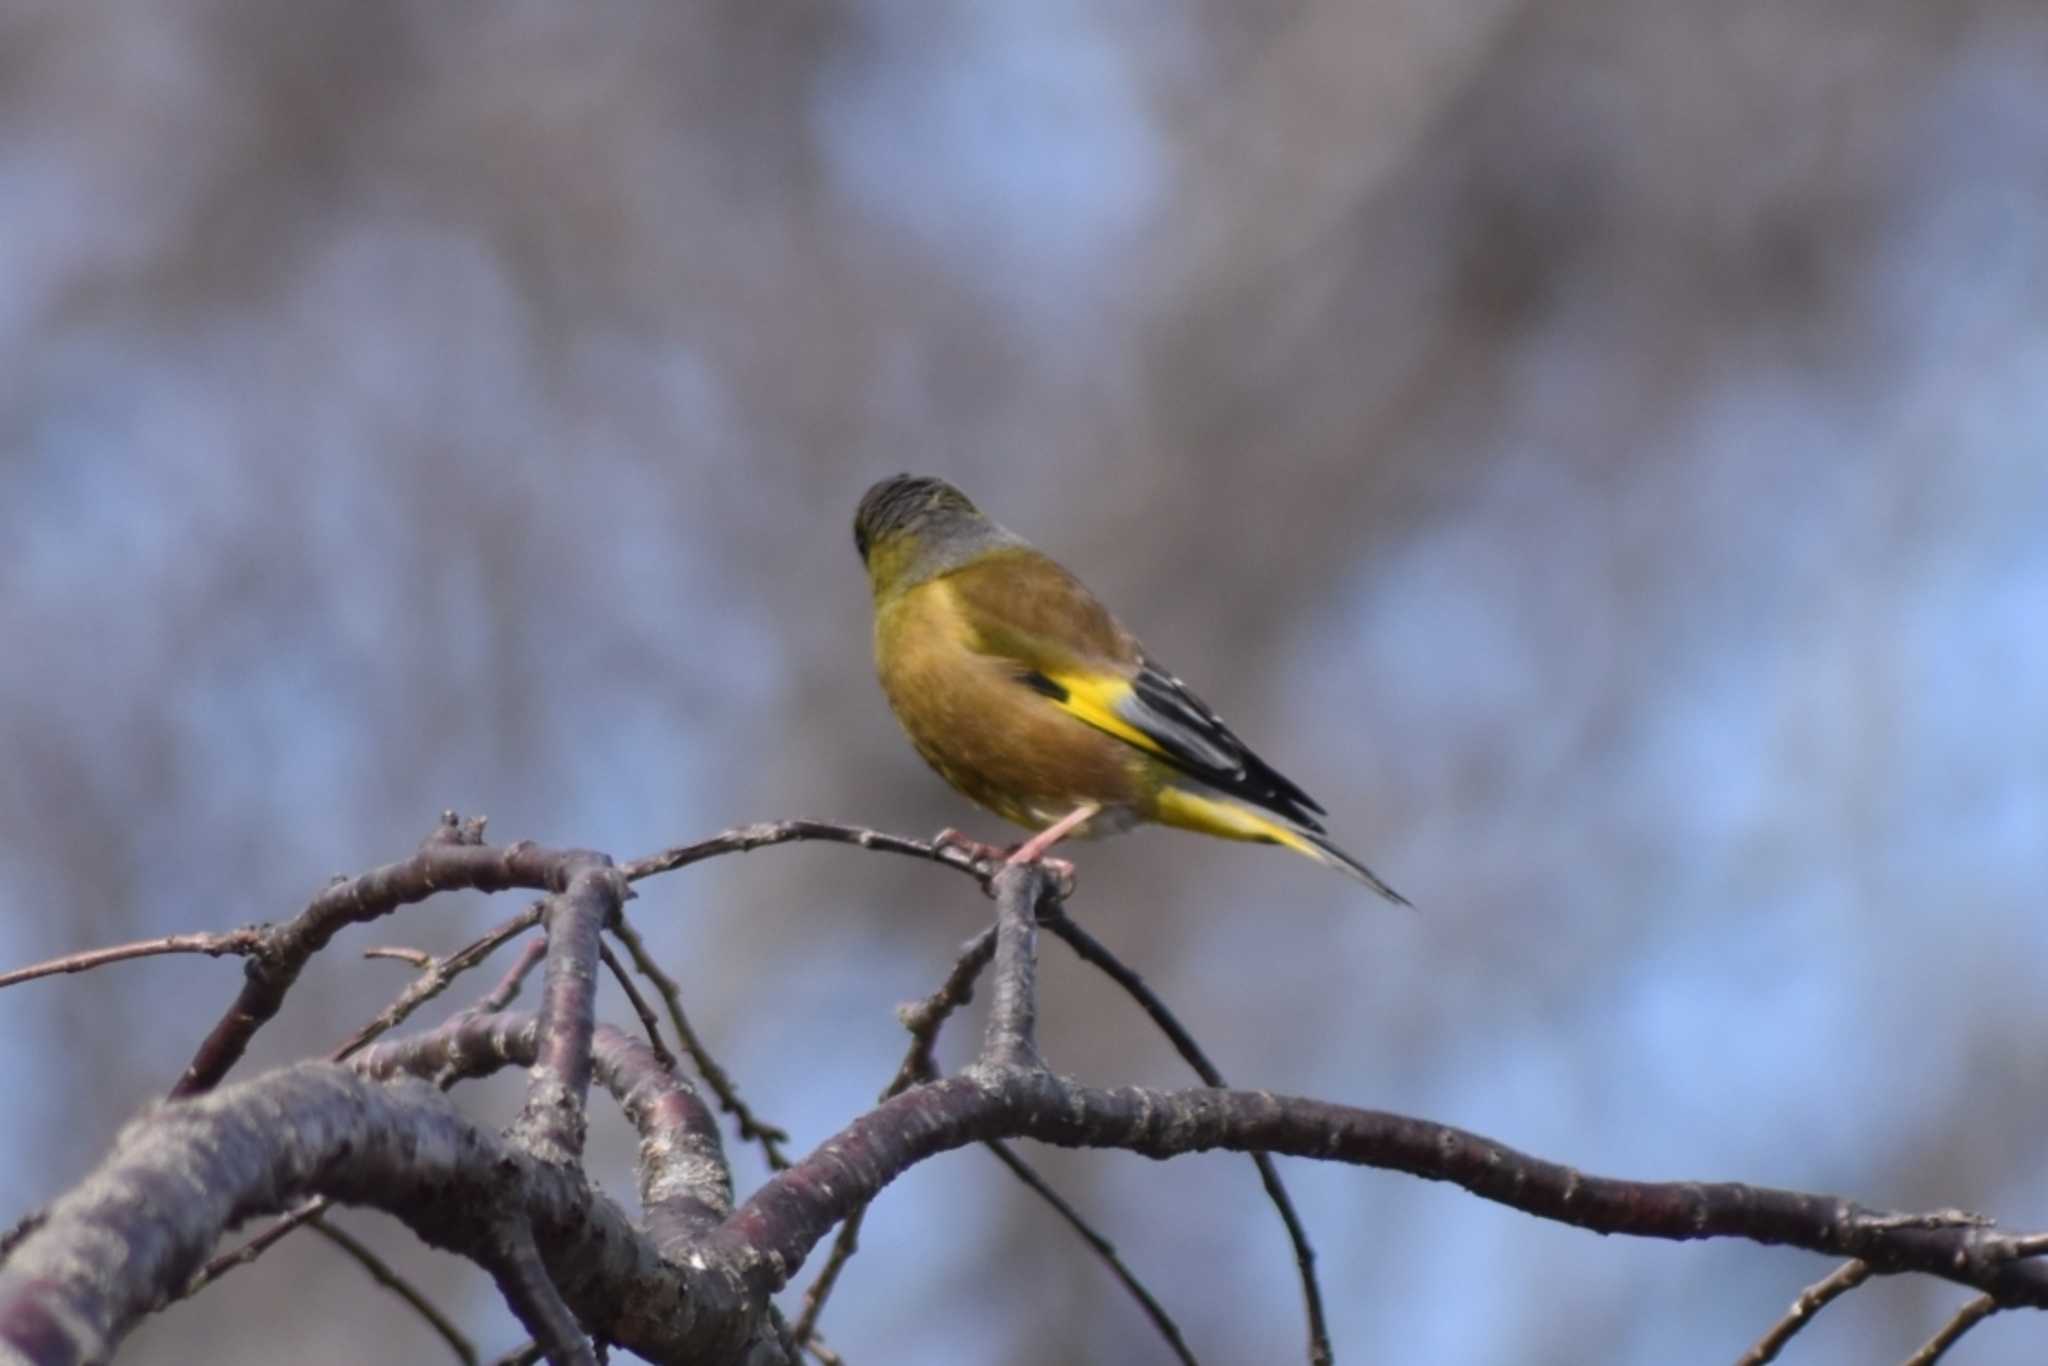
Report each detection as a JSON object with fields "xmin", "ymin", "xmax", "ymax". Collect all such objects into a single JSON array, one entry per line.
[{"xmin": 943, "ymin": 549, "xmax": 1329, "ymax": 831}]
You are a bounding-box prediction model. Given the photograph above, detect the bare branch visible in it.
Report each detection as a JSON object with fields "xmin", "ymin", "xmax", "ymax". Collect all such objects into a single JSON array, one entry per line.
[
  {"xmin": 1736, "ymin": 1260, "xmax": 1870, "ymax": 1365},
  {"xmin": 472, "ymin": 932, "xmax": 551, "ymax": 1016},
  {"xmin": 0, "ymin": 927, "xmax": 268, "ymax": 991},
  {"xmin": 1903, "ymin": 1295, "xmax": 1999, "ymax": 1365},
  {"xmin": 792, "ymin": 926, "xmax": 997, "ymax": 1350},
  {"xmin": 979, "ymin": 866, "xmax": 1051, "ymax": 1071},
  {"xmin": 173, "ymin": 813, "xmax": 602, "ymax": 1098},
  {"xmin": 351, "ymin": 1010, "xmax": 540, "ymax": 1088},
  {"xmin": 311, "ymin": 1217, "xmax": 479, "ymax": 1365},
  {"xmin": 609, "ymin": 915, "xmax": 792, "ymax": 1171},
  {"xmin": 1043, "ymin": 906, "xmax": 1331, "ymax": 1364},
  {"xmin": 187, "ymin": 1196, "xmax": 329, "ymax": 1295},
  {"xmin": 12, "ymin": 1002, "xmax": 2048, "ymax": 1365},
  {"xmin": 894, "ymin": 928, "xmax": 999, "ymax": 1085},
  {"xmin": 620, "ymin": 819, "xmax": 991, "ymax": 886},
  {"xmin": 0, "ymin": 1063, "xmax": 768, "ymax": 1365},
  {"xmin": 812, "ymin": 916, "xmax": 1192, "ymax": 1362},
  {"xmin": 599, "ymin": 943, "xmax": 675, "ymax": 1071},
  {"xmin": 331, "ymin": 905, "xmax": 546, "ymax": 1062},
  {"xmin": 351, "ymin": 1010, "xmax": 733, "ymax": 1244},
  {"xmin": 981, "ymin": 1137, "xmax": 1197, "ymax": 1366},
  {"xmin": 514, "ymin": 861, "xmax": 629, "ymax": 1164},
  {"xmin": 191, "ymin": 918, "xmax": 554, "ymax": 1298},
  {"xmin": 714, "ymin": 1072, "xmax": 2048, "ymax": 1310},
  {"xmin": 479, "ymin": 1221, "xmax": 592, "ymax": 1366},
  {"xmin": 363, "ymin": 946, "xmax": 439, "ymax": 968},
  {"xmin": 593, "ymin": 1024, "xmax": 732, "ymax": 1247},
  {"xmin": 17, "ymin": 818, "xmax": 2048, "ymax": 1366}
]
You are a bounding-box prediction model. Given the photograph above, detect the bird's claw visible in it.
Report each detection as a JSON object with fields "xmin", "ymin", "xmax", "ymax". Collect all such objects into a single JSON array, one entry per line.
[
  {"xmin": 929, "ymin": 827, "xmax": 1007, "ymax": 860},
  {"xmin": 932, "ymin": 829, "xmax": 1076, "ymax": 899},
  {"xmin": 1016, "ymin": 853, "xmax": 1077, "ymax": 901}
]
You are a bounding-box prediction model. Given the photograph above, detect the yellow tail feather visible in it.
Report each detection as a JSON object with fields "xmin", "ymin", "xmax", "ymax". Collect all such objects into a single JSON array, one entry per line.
[{"xmin": 1153, "ymin": 787, "xmax": 1408, "ymax": 905}]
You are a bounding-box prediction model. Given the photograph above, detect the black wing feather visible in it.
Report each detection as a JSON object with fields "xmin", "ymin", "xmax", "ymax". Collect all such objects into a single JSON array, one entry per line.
[{"xmin": 1126, "ymin": 659, "xmax": 1328, "ymax": 831}]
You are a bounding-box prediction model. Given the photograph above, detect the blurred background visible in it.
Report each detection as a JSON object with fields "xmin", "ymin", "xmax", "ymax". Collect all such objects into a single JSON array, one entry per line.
[{"xmin": 2, "ymin": 2, "xmax": 2045, "ymax": 1362}]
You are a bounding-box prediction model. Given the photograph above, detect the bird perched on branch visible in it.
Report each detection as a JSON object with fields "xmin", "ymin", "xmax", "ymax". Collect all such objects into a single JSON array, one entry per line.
[{"xmin": 853, "ymin": 474, "xmax": 1407, "ymax": 903}]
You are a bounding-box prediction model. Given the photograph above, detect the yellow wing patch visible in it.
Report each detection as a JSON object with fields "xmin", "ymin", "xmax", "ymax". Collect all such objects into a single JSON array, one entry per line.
[{"xmin": 1036, "ymin": 670, "xmax": 1177, "ymax": 763}]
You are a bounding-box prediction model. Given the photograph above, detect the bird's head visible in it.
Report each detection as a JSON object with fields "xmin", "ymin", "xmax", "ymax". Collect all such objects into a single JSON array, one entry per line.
[{"xmin": 854, "ymin": 474, "xmax": 997, "ymax": 594}]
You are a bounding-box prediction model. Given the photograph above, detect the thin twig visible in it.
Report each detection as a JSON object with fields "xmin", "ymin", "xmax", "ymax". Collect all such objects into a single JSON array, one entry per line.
[
  {"xmin": 0, "ymin": 927, "xmax": 269, "ymax": 991},
  {"xmin": 198, "ymin": 913, "xmax": 547, "ymax": 1295},
  {"xmin": 1902, "ymin": 1295, "xmax": 1998, "ymax": 1365},
  {"xmin": 620, "ymin": 819, "xmax": 992, "ymax": 885},
  {"xmin": 470, "ymin": 935, "xmax": 551, "ymax": 1017},
  {"xmin": 173, "ymin": 812, "xmax": 583, "ymax": 1098},
  {"xmin": 1736, "ymin": 1260, "xmax": 1870, "ymax": 1365},
  {"xmin": 895, "ymin": 928, "xmax": 1000, "ymax": 1086},
  {"xmin": 1042, "ymin": 908, "xmax": 1333, "ymax": 1366},
  {"xmin": 982, "ymin": 1137, "xmax": 1197, "ymax": 1365},
  {"xmin": 363, "ymin": 946, "xmax": 438, "ymax": 969},
  {"xmin": 608, "ymin": 915, "xmax": 791, "ymax": 1171},
  {"xmin": 598, "ymin": 943, "xmax": 676, "ymax": 1071},
  {"xmin": 187, "ymin": 1197, "xmax": 329, "ymax": 1293},
  {"xmin": 973, "ymin": 872, "xmax": 1194, "ymax": 1356},
  {"xmin": 798, "ymin": 903, "xmax": 1191, "ymax": 1366},
  {"xmin": 312, "ymin": 1217, "xmax": 478, "ymax": 1365},
  {"xmin": 330, "ymin": 904, "xmax": 546, "ymax": 1062},
  {"xmin": 792, "ymin": 929, "xmax": 998, "ymax": 1350},
  {"xmin": 793, "ymin": 1209, "xmax": 862, "ymax": 1355}
]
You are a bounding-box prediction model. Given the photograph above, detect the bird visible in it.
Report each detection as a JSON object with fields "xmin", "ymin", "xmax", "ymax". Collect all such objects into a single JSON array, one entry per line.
[{"xmin": 853, "ymin": 473, "xmax": 1407, "ymax": 903}]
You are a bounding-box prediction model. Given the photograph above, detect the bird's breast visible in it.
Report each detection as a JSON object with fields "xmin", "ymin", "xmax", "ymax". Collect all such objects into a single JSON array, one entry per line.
[{"xmin": 874, "ymin": 579, "xmax": 1145, "ymax": 832}]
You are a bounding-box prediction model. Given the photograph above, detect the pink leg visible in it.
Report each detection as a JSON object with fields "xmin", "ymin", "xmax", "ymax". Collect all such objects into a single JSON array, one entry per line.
[{"xmin": 1004, "ymin": 802, "xmax": 1101, "ymax": 869}]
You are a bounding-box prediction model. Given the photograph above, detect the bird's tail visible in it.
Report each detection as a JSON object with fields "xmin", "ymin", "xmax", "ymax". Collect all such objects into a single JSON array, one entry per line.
[
  {"xmin": 1280, "ymin": 825, "xmax": 1411, "ymax": 906},
  {"xmin": 1154, "ymin": 787, "xmax": 1410, "ymax": 906}
]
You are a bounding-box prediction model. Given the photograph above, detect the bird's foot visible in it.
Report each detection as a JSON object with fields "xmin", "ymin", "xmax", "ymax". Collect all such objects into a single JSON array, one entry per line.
[
  {"xmin": 1003, "ymin": 850, "xmax": 1077, "ymax": 901},
  {"xmin": 931, "ymin": 828, "xmax": 1077, "ymax": 899},
  {"xmin": 994, "ymin": 802, "xmax": 1098, "ymax": 900},
  {"xmin": 932, "ymin": 828, "xmax": 1010, "ymax": 870}
]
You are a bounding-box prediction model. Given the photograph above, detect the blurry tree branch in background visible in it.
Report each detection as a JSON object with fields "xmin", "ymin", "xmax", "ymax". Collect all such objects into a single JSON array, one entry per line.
[{"xmin": 1, "ymin": 814, "xmax": 2045, "ymax": 1366}]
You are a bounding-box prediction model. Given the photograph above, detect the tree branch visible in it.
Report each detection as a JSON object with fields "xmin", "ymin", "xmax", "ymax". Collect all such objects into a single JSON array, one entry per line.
[
  {"xmin": 331, "ymin": 904, "xmax": 546, "ymax": 1062},
  {"xmin": 619, "ymin": 819, "xmax": 991, "ymax": 886},
  {"xmin": 791, "ymin": 926, "xmax": 998, "ymax": 1349},
  {"xmin": 311, "ymin": 1217, "xmax": 479, "ymax": 1366},
  {"xmin": 599, "ymin": 942, "xmax": 676, "ymax": 1070},
  {"xmin": 715, "ymin": 1072, "xmax": 2048, "ymax": 1309},
  {"xmin": 979, "ymin": 865, "xmax": 1051, "ymax": 1071},
  {"xmin": 172, "ymin": 813, "xmax": 606, "ymax": 1098},
  {"xmin": 607, "ymin": 915, "xmax": 791, "ymax": 1172},
  {"xmin": 0, "ymin": 928, "xmax": 269, "ymax": 991},
  {"xmin": 1043, "ymin": 906, "xmax": 1332, "ymax": 1364},
  {"xmin": 478, "ymin": 1221, "xmax": 591, "ymax": 1366},
  {"xmin": 1904, "ymin": 1295, "xmax": 1998, "ymax": 1365},
  {"xmin": 980, "ymin": 1137, "xmax": 1197, "ymax": 1365},
  {"xmin": 514, "ymin": 860, "xmax": 628, "ymax": 1164},
  {"xmin": 0, "ymin": 1063, "xmax": 768, "ymax": 1366},
  {"xmin": 12, "ymin": 816, "xmax": 2047, "ymax": 1365},
  {"xmin": 1736, "ymin": 1259, "xmax": 1869, "ymax": 1365}
]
